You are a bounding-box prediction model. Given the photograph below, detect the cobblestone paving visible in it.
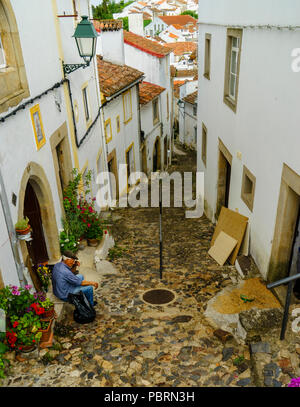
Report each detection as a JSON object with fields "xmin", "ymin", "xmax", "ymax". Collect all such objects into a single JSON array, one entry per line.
[{"xmin": 1, "ymin": 145, "xmax": 300, "ymax": 387}]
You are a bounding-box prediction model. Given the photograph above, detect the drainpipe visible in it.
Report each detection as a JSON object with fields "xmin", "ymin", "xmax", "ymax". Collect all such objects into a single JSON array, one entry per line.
[{"xmin": 0, "ymin": 167, "xmax": 25, "ymax": 287}]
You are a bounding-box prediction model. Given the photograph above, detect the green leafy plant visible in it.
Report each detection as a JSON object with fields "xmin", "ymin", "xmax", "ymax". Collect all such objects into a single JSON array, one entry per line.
[
  {"xmin": 39, "ymin": 298, "xmax": 54, "ymax": 311},
  {"xmin": 59, "ymin": 230, "xmax": 79, "ymax": 253},
  {"xmin": 0, "ymin": 285, "xmax": 36, "ymax": 316},
  {"xmin": 15, "ymin": 217, "xmax": 29, "ymax": 230},
  {"xmin": 233, "ymin": 355, "xmax": 245, "ymax": 366},
  {"xmin": 7, "ymin": 312, "xmax": 42, "ymax": 349},
  {"xmin": 108, "ymin": 245, "xmax": 127, "ymax": 261}
]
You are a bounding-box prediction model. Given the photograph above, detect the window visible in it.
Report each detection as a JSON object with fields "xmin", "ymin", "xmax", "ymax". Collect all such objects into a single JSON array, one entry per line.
[
  {"xmin": 153, "ymin": 98, "xmax": 159, "ymax": 124},
  {"xmin": 224, "ymin": 29, "xmax": 242, "ymax": 112},
  {"xmin": 82, "ymin": 85, "xmax": 90, "ymax": 123},
  {"xmin": 0, "ymin": 1, "xmax": 30, "ymax": 114},
  {"xmin": 123, "ymin": 89, "xmax": 132, "ymax": 123},
  {"xmin": 204, "ymin": 33, "xmax": 211, "ymax": 80},
  {"xmin": 116, "ymin": 115, "xmax": 120, "ymax": 133},
  {"xmin": 201, "ymin": 123, "xmax": 207, "ymax": 167},
  {"xmin": 0, "ymin": 34, "xmax": 6, "ymax": 68},
  {"xmin": 241, "ymin": 165, "xmax": 256, "ymax": 211},
  {"xmin": 30, "ymin": 104, "xmax": 46, "ymax": 150},
  {"xmin": 105, "ymin": 118, "xmax": 112, "ymax": 143}
]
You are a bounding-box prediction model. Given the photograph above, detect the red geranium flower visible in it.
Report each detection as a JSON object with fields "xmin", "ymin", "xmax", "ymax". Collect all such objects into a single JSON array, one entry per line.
[{"xmin": 12, "ymin": 321, "xmax": 19, "ymax": 328}]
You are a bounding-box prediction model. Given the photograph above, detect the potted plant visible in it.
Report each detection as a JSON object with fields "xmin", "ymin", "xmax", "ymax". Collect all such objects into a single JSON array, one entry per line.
[
  {"xmin": 39, "ymin": 298, "xmax": 55, "ymax": 320},
  {"xmin": 15, "ymin": 217, "xmax": 30, "ymax": 235},
  {"xmin": 6, "ymin": 312, "xmax": 42, "ymax": 352},
  {"xmin": 85, "ymin": 218, "xmax": 103, "ymax": 246},
  {"xmin": 37, "ymin": 319, "xmax": 53, "ymax": 343},
  {"xmin": 36, "ymin": 264, "xmax": 51, "ymax": 293}
]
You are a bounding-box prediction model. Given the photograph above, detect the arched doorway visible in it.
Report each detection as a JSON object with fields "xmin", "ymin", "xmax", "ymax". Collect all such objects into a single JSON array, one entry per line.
[
  {"xmin": 24, "ymin": 181, "xmax": 49, "ymax": 264},
  {"xmin": 18, "ymin": 162, "xmax": 61, "ymax": 274},
  {"xmin": 153, "ymin": 138, "xmax": 161, "ymax": 172}
]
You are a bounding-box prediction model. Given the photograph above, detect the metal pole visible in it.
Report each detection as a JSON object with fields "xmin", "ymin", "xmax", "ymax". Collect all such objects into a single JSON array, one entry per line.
[
  {"xmin": 280, "ymin": 281, "xmax": 293, "ymax": 340},
  {"xmin": 267, "ymin": 272, "xmax": 300, "ymax": 289},
  {"xmin": 159, "ymin": 179, "xmax": 163, "ymax": 279}
]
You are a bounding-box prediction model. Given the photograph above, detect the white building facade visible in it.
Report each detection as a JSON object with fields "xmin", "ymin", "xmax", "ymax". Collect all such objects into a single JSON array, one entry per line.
[
  {"xmin": 0, "ymin": 0, "xmax": 104, "ymax": 288},
  {"xmin": 197, "ymin": 0, "xmax": 300, "ymax": 283}
]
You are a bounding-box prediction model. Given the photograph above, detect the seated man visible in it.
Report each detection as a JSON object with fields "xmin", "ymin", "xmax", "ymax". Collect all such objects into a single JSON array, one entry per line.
[{"xmin": 52, "ymin": 250, "xmax": 98, "ymax": 307}]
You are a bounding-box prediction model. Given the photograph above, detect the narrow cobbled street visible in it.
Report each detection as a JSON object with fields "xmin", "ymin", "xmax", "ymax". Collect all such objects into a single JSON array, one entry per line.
[{"xmin": 2, "ymin": 145, "xmax": 299, "ymax": 388}]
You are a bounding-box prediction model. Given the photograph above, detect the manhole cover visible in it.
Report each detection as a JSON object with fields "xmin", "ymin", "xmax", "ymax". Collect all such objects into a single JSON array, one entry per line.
[
  {"xmin": 142, "ymin": 289, "xmax": 175, "ymax": 305},
  {"xmin": 171, "ymin": 315, "xmax": 192, "ymax": 323}
]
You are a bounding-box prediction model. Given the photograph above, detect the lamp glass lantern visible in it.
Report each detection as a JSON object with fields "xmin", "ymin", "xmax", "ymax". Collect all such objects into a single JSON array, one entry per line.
[{"xmin": 73, "ymin": 15, "xmax": 98, "ymax": 65}]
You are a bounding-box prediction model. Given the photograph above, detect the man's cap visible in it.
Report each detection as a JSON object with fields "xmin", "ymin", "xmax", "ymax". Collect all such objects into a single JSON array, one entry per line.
[{"xmin": 62, "ymin": 250, "xmax": 78, "ymax": 260}]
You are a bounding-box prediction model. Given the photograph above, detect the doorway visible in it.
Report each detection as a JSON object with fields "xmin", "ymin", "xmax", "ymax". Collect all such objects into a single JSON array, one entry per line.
[
  {"xmin": 216, "ymin": 148, "xmax": 232, "ymax": 219},
  {"xmin": 107, "ymin": 149, "xmax": 118, "ymax": 201},
  {"xmin": 141, "ymin": 145, "xmax": 147, "ymax": 175},
  {"xmin": 24, "ymin": 182, "xmax": 49, "ymax": 265},
  {"xmin": 164, "ymin": 137, "xmax": 168, "ymax": 169},
  {"xmin": 153, "ymin": 138, "xmax": 161, "ymax": 172},
  {"xmin": 268, "ymin": 164, "xmax": 300, "ymax": 283}
]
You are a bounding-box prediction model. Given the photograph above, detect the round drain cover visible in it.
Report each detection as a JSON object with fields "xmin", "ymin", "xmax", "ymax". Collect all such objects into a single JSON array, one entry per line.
[{"xmin": 142, "ymin": 289, "xmax": 175, "ymax": 305}]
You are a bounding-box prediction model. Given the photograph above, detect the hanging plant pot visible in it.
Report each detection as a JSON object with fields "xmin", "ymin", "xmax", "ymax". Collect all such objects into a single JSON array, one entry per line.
[
  {"xmin": 38, "ymin": 319, "xmax": 53, "ymax": 342},
  {"xmin": 16, "ymin": 225, "xmax": 31, "ymax": 235},
  {"xmin": 87, "ymin": 238, "xmax": 100, "ymax": 247}
]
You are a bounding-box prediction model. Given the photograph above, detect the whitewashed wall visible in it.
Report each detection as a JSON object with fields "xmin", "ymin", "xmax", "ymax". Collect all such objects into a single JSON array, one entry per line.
[{"xmin": 197, "ymin": 0, "xmax": 300, "ymax": 279}]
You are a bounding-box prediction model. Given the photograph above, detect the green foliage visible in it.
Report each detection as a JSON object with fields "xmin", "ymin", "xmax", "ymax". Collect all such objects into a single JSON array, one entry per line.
[
  {"xmin": 39, "ymin": 298, "xmax": 54, "ymax": 311},
  {"xmin": 181, "ymin": 10, "xmax": 198, "ymax": 19},
  {"xmin": 15, "ymin": 216, "xmax": 29, "ymax": 230},
  {"xmin": 143, "ymin": 19, "xmax": 151, "ymax": 28},
  {"xmin": 0, "ymin": 285, "xmax": 36, "ymax": 316},
  {"xmin": 7, "ymin": 312, "xmax": 42, "ymax": 349},
  {"xmin": 92, "ymin": 0, "xmax": 134, "ymax": 20},
  {"xmin": 108, "ymin": 245, "xmax": 127, "ymax": 261},
  {"xmin": 0, "ymin": 353, "xmax": 9, "ymax": 379},
  {"xmin": 121, "ymin": 16, "xmax": 128, "ymax": 31},
  {"xmin": 233, "ymin": 355, "xmax": 245, "ymax": 366}
]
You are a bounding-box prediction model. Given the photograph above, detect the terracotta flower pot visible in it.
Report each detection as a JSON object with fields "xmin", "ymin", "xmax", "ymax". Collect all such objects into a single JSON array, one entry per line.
[
  {"xmin": 19, "ymin": 344, "xmax": 36, "ymax": 353},
  {"xmin": 38, "ymin": 319, "xmax": 53, "ymax": 342},
  {"xmin": 40, "ymin": 307, "xmax": 55, "ymax": 320},
  {"xmin": 87, "ymin": 238, "xmax": 100, "ymax": 247},
  {"xmin": 16, "ymin": 225, "xmax": 31, "ymax": 235}
]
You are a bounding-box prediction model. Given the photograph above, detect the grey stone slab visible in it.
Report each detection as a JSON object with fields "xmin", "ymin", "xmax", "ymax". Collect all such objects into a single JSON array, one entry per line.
[{"xmin": 250, "ymin": 342, "xmax": 271, "ymax": 354}]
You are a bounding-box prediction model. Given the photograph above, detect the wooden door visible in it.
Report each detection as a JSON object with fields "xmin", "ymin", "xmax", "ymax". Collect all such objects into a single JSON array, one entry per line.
[{"xmin": 24, "ymin": 182, "xmax": 49, "ymax": 264}]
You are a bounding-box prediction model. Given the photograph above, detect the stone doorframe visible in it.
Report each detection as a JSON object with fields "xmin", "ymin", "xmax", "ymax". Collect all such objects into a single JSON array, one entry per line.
[
  {"xmin": 268, "ymin": 163, "xmax": 300, "ymax": 283},
  {"xmin": 50, "ymin": 121, "xmax": 73, "ymax": 213},
  {"xmin": 18, "ymin": 161, "xmax": 61, "ymax": 265},
  {"xmin": 216, "ymin": 138, "xmax": 232, "ymax": 218}
]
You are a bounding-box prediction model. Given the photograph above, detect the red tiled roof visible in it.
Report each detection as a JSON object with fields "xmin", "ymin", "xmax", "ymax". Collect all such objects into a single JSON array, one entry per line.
[
  {"xmin": 169, "ymin": 33, "xmax": 178, "ymax": 39},
  {"xmin": 159, "ymin": 15, "xmax": 197, "ymax": 28},
  {"xmin": 175, "ymin": 69, "xmax": 198, "ymax": 78},
  {"xmin": 124, "ymin": 31, "xmax": 171, "ymax": 58},
  {"xmin": 164, "ymin": 41, "xmax": 197, "ymax": 56},
  {"xmin": 97, "ymin": 56, "xmax": 144, "ymax": 98},
  {"xmin": 183, "ymin": 90, "xmax": 198, "ymax": 105},
  {"xmin": 139, "ymin": 81, "xmax": 165, "ymax": 105}
]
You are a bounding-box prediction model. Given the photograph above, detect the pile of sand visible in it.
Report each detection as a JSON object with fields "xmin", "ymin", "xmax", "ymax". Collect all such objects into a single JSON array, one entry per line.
[{"xmin": 213, "ymin": 277, "xmax": 281, "ymax": 314}]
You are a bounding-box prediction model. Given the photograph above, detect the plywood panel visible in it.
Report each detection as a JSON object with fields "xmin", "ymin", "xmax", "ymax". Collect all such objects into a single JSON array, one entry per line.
[
  {"xmin": 210, "ymin": 207, "xmax": 248, "ymax": 265},
  {"xmin": 208, "ymin": 231, "xmax": 238, "ymax": 265}
]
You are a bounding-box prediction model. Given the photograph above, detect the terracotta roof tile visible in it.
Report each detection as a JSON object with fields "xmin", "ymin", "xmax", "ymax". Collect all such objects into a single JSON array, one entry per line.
[
  {"xmin": 164, "ymin": 41, "xmax": 197, "ymax": 56},
  {"xmin": 97, "ymin": 56, "xmax": 144, "ymax": 98},
  {"xmin": 183, "ymin": 90, "xmax": 198, "ymax": 105},
  {"xmin": 139, "ymin": 81, "xmax": 165, "ymax": 105},
  {"xmin": 169, "ymin": 33, "xmax": 179, "ymax": 39},
  {"xmin": 124, "ymin": 31, "xmax": 171, "ymax": 58},
  {"xmin": 175, "ymin": 68, "xmax": 198, "ymax": 78},
  {"xmin": 159, "ymin": 15, "xmax": 197, "ymax": 28},
  {"xmin": 93, "ymin": 19, "xmax": 123, "ymax": 32}
]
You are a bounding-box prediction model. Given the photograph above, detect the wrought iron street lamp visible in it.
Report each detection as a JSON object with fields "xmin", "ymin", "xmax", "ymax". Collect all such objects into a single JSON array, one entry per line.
[{"xmin": 63, "ymin": 15, "xmax": 98, "ymax": 75}]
